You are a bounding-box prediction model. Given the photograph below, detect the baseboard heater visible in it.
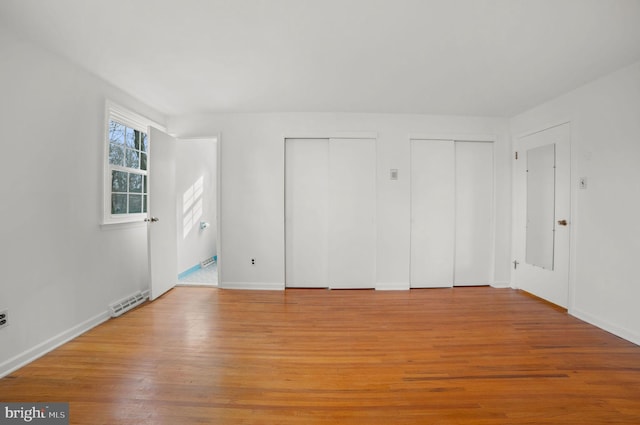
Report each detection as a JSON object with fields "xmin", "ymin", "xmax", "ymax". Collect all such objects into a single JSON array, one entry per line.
[{"xmin": 109, "ymin": 291, "xmax": 148, "ymax": 318}]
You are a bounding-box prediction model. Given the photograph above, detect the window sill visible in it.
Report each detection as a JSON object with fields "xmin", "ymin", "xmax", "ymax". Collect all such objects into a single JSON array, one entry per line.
[{"xmin": 101, "ymin": 216, "xmax": 147, "ymax": 229}]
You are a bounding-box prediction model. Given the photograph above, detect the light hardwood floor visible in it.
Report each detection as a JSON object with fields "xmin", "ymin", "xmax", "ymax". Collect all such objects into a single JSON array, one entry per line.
[{"xmin": 1, "ymin": 287, "xmax": 640, "ymax": 424}]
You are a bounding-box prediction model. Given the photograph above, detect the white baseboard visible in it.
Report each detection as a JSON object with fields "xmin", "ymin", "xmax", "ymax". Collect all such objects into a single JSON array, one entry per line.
[
  {"xmin": 175, "ymin": 282, "xmax": 217, "ymax": 287},
  {"xmin": 570, "ymin": 307, "xmax": 640, "ymax": 346},
  {"xmin": 220, "ymin": 282, "xmax": 285, "ymax": 291},
  {"xmin": 376, "ymin": 282, "xmax": 409, "ymax": 291},
  {"xmin": 0, "ymin": 310, "xmax": 111, "ymax": 379},
  {"xmin": 491, "ymin": 281, "xmax": 511, "ymax": 288}
]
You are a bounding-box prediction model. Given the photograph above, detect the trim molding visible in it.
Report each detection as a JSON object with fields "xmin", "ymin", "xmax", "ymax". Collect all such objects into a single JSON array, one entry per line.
[
  {"xmin": 408, "ymin": 133, "xmax": 497, "ymax": 142},
  {"xmin": 491, "ymin": 281, "xmax": 511, "ymax": 289},
  {"xmin": 514, "ymin": 120, "xmax": 571, "ymax": 140},
  {"xmin": 221, "ymin": 282, "xmax": 285, "ymax": 291},
  {"xmin": 175, "ymin": 282, "xmax": 217, "ymax": 288},
  {"xmin": 284, "ymin": 132, "xmax": 378, "ymax": 140},
  {"xmin": 0, "ymin": 310, "xmax": 111, "ymax": 379},
  {"xmin": 570, "ymin": 307, "xmax": 640, "ymax": 346},
  {"xmin": 376, "ymin": 282, "xmax": 409, "ymax": 291},
  {"xmin": 106, "ymin": 99, "xmax": 166, "ymax": 133}
]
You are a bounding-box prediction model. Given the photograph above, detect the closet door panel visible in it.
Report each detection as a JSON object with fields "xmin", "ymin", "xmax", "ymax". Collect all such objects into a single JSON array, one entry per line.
[
  {"xmin": 454, "ymin": 141, "xmax": 493, "ymax": 286},
  {"xmin": 410, "ymin": 140, "xmax": 455, "ymax": 288},
  {"xmin": 285, "ymin": 139, "xmax": 330, "ymax": 287},
  {"xmin": 328, "ymin": 138, "xmax": 376, "ymax": 289}
]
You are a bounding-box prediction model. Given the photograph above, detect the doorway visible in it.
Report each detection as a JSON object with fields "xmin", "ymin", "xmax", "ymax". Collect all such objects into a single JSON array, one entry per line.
[{"xmin": 175, "ymin": 138, "xmax": 219, "ymax": 286}]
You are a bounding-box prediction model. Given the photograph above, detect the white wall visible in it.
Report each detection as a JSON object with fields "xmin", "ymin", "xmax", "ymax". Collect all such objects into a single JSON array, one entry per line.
[
  {"xmin": 176, "ymin": 139, "xmax": 217, "ymax": 273},
  {"xmin": 511, "ymin": 60, "xmax": 640, "ymax": 344},
  {"xmin": 0, "ymin": 28, "xmax": 165, "ymax": 375},
  {"xmin": 169, "ymin": 113, "xmax": 511, "ymax": 290}
]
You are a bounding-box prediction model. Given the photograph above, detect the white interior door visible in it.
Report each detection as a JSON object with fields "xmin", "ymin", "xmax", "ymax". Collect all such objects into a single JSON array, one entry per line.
[
  {"xmin": 285, "ymin": 139, "xmax": 330, "ymax": 288},
  {"xmin": 454, "ymin": 141, "xmax": 494, "ymax": 286},
  {"xmin": 410, "ymin": 140, "xmax": 455, "ymax": 288},
  {"xmin": 513, "ymin": 123, "xmax": 571, "ymax": 307},
  {"xmin": 328, "ymin": 138, "xmax": 376, "ymax": 289},
  {"xmin": 148, "ymin": 127, "xmax": 178, "ymax": 300}
]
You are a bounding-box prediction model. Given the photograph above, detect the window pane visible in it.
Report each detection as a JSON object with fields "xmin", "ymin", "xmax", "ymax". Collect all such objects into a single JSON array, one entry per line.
[
  {"xmin": 109, "ymin": 121, "xmax": 125, "ymax": 144},
  {"xmin": 140, "ymin": 152, "xmax": 147, "ymax": 171},
  {"xmin": 112, "ymin": 170, "xmax": 128, "ymax": 192},
  {"xmin": 109, "ymin": 143, "xmax": 124, "ymax": 166},
  {"xmin": 111, "ymin": 194, "xmax": 127, "ymax": 214},
  {"xmin": 129, "ymin": 194, "xmax": 142, "ymax": 213},
  {"xmin": 143, "ymin": 175, "xmax": 147, "ymax": 193},
  {"xmin": 125, "ymin": 127, "xmax": 136, "ymax": 148},
  {"xmin": 141, "ymin": 133, "xmax": 148, "ymax": 152},
  {"xmin": 129, "ymin": 173, "xmax": 143, "ymax": 193},
  {"xmin": 134, "ymin": 130, "xmax": 142, "ymax": 150},
  {"xmin": 126, "ymin": 149, "xmax": 140, "ymax": 169},
  {"xmin": 143, "ymin": 195, "xmax": 147, "ymax": 213}
]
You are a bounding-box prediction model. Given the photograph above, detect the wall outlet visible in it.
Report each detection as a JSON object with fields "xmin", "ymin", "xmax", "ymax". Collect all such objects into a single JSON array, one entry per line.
[
  {"xmin": 0, "ymin": 310, "xmax": 7, "ymax": 329},
  {"xmin": 251, "ymin": 258, "xmax": 256, "ymax": 266}
]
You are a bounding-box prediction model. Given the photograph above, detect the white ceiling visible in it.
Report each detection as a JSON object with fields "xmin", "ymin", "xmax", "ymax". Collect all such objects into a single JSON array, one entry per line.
[{"xmin": 1, "ymin": 0, "xmax": 640, "ymax": 117}]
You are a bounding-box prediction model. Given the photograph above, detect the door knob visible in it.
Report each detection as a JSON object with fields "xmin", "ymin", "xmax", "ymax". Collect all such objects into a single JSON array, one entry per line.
[
  {"xmin": 557, "ymin": 219, "xmax": 568, "ymax": 226},
  {"xmin": 144, "ymin": 217, "xmax": 160, "ymax": 223}
]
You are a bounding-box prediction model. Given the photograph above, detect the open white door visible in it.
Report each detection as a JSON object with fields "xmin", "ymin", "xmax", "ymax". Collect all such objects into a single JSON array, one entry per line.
[
  {"xmin": 513, "ymin": 123, "xmax": 571, "ymax": 307},
  {"xmin": 147, "ymin": 127, "xmax": 178, "ymax": 300}
]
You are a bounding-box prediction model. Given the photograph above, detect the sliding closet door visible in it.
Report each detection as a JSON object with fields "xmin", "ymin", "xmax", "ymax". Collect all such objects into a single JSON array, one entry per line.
[
  {"xmin": 328, "ymin": 138, "xmax": 376, "ymax": 289},
  {"xmin": 285, "ymin": 138, "xmax": 376, "ymax": 289},
  {"xmin": 454, "ymin": 141, "xmax": 493, "ymax": 285},
  {"xmin": 410, "ymin": 140, "xmax": 455, "ymax": 287},
  {"xmin": 285, "ymin": 139, "xmax": 330, "ymax": 287}
]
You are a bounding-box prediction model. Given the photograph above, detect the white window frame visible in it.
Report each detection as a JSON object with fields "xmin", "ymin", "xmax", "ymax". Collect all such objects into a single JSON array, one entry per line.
[{"xmin": 102, "ymin": 101, "xmax": 158, "ymax": 225}]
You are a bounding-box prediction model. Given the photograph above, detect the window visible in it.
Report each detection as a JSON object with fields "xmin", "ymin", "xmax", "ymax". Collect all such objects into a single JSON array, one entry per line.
[
  {"xmin": 108, "ymin": 120, "xmax": 148, "ymax": 215},
  {"xmin": 103, "ymin": 102, "xmax": 155, "ymax": 224}
]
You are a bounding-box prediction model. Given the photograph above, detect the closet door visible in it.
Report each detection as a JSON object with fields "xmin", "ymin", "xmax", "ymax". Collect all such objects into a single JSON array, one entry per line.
[
  {"xmin": 454, "ymin": 141, "xmax": 493, "ymax": 286},
  {"xmin": 328, "ymin": 138, "xmax": 376, "ymax": 289},
  {"xmin": 410, "ymin": 140, "xmax": 455, "ymax": 287},
  {"xmin": 285, "ymin": 139, "xmax": 330, "ymax": 287}
]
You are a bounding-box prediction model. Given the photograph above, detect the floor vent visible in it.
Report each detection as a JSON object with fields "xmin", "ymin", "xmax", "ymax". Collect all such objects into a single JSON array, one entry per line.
[
  {"xmin": 200, "ymin": 257, "xmax": 215, "ymax": 268},
  {"xmin": 109, "ymin": 291, "xmax": 147, "ymax": 318}
]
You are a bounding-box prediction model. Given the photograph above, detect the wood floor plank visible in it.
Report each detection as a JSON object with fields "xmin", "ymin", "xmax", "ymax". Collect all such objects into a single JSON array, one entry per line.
[{"xmin": 1, "ymin": 287, "xmax": 640, "ymax": 424}]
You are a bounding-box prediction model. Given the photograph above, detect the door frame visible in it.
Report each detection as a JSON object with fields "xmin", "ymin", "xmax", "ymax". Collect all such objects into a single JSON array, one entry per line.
[
  {"xmin": 216, "ymin": 132, "xmax": 222, "ymax": 286},
  {"xmin": 408, "ymin": 133, "xmax": 498, "ymax": 288}
]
